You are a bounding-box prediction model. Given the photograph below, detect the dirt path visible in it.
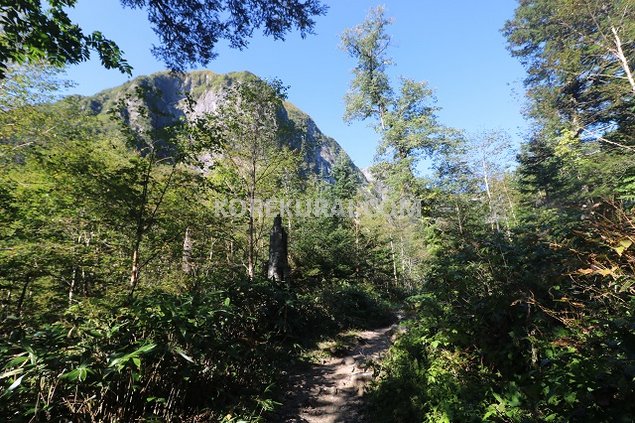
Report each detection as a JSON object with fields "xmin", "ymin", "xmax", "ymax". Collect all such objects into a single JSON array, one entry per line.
[{"xmin": 273, "ymin": 320, "xmax": 401, "ymax": 423}]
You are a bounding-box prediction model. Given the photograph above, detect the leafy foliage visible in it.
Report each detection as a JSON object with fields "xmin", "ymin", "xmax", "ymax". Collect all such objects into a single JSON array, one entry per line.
[
  {"xmin": 0, "ymin": 63, "xmax": 396, "ymax": 421},
  {"xmin": 367, "ymin": 2, "xmax": 635, "ymax": 422},
  {"xmin": 121, "ymin": 0, "xmax": 328, "ymax": 71},
  {"xmin": 0, "ymin": 1, "xmax": 131, "ymax": 78},
  {"xmin": 0, "ymin": 0, "xmax": 328, "ymax": 77}
]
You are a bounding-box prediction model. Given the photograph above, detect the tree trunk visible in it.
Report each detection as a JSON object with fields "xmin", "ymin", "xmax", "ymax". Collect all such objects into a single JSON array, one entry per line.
[
  {"xmin": 69, "ymin": 267, "xmax": 77, "ymax": 306},
  {"xmin": 129, "ymin": 245, "xmax": 141, "ymax": 295},
  {"xmin": 267, "ymin": 215, "xmax": 290, "ymax": 282},
  {"xmin": 482, "ymin": 157, "xmax": 500, "ymax": 232},
  {"xmin": 129, "ymin": 165, "xmax": 149, "ymax": 297},
  {"xmin": 129, "ymin": 212, "xmax": 144, "ymax": 296},
  {"xmin": 16, "ymin": 276, "xmax": 31, "ymax": 317},
  {"xmin": 182, "ymin": 227, "xmax": 193, "ymax": 275},
  {"xmin": 612, "ymin": 26, "xmax": 635, "ymax": 95},
  {"xmin": 247, "ymin": 191, "xmax": 256, "ymax": 281},
  {"xmin": 455, "ymin": 202, "xmax": 464, "ymax": 235},
  {"xmin": 390, "ymin": 238, "xmax": 398, "ymax": 287},
  {"xmin": 354, "ymin": 215, "xmax": 360, "ymax": 279}
]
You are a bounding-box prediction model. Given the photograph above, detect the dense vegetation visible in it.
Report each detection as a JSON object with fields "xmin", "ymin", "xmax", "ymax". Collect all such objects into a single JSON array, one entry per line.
[
  {"xmin": 362, "ymin": 2, "xmax": 635, "ymax": 422},
  {"xmin": 1, "ymin": 1, "xmax": 634, "ymax": 422},
  {"xmin": 0, "ymin": 64, "xmax": 397, "ymax": 421}
]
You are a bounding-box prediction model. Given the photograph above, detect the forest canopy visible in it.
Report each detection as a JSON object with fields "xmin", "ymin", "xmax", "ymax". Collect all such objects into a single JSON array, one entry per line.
[{"xmin": 0, "ymin": 0, "xmax": 328, "ymax": 77}]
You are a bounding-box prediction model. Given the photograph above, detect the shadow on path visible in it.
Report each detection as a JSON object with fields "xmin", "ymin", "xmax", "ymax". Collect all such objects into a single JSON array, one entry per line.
[{"xmin": 272, "ymin": 320, "xmax": 401, "ymax": 423}]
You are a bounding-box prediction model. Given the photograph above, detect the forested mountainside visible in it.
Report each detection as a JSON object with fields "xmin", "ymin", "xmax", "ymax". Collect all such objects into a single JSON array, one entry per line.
[
  {"xmin": 0, "ymin": 63, "xmax": 396, "ymax": 422},
  {"xmin": 82, "ymin": 70, "xmax": 363, "ymax": 182}
]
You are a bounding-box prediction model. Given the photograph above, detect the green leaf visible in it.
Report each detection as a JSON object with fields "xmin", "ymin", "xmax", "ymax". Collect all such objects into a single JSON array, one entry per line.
[
  {"xmin": 134, "ymin": 343, "xmax": 156, "ymax": 355},
  {"xmin": 0, "ymin": 368, "xmax": 24, "ymax": 379},
  {"xmin": 614, "ymin": 239, "xmax": 633, "ymax": 256},
  {"xmin": 6, "ymin": 354, "xmax": 28, "ymax": 368},
  {"xmin": 63, "ymin": 365, "xmax": 92, "ymax": 382},
  {"xmin": 619, "ymin": 279, "xmax": 634, "ymax": 293},
  {"xmin": 483, "ymin": 409, "xmax": 497, "ymax": 420}
]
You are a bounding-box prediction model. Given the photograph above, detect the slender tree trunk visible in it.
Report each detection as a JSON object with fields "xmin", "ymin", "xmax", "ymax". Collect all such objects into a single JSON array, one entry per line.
[
  {"xmin": 81, "ymin": 268, "xmax": 86, "ymax": 296},
  {"xmin": 247, "ymin": 150, "xmax": 257, "ymax": 280},
  {"xmin": 16, "ymin": 276, "xmax": 31, "ymax": 317},
  {"xmin": 354, "ymin": 215, "xmax": 360, "ymax": 279},
  {"xmin": 129, "ymin": 209, "xmax": 145, "ymax": 295},
  {"xmin": 378, "ymin": 105, "xmax": 386, "ymax": 130},
  {"xmin": 129, "ymin": 211, "xmax": 145, "ymax": 295},
  {"xmin": 247, "ymin": 190, "xmax": 256, "ymax": 281},
  {"xmin": 390, "ymin": 238, "xmax": 398, "ymax": 287},
  {"xmin": 226, "ymin": 240, "xmax": 234, "ymax": 265},
  {"xmin": 611, "ymin": 26, "xmax": 635, "ymax": 95},
  {"xmin": 69, "ymin": 267, "xmax": 77, "ymax": 306},
  {"xmin": 69, "ymin": 231, "xmax": 88, "ymax": 306},
  {"xmin": 129, "ymin": 242, "xmax": 141, "ymax": 294},
  {"xmin": 129, "ymin": 163, "xmax": 150, "ymax": 296},
  {"xmin": 208, "ymin": 238, "xmax": 216, "ymax": 262},
  {"xmin": 182, "ymin": 227, "xmax": 193, "ymax": 275},
  {"xmin": 482, "ymin": 158, "xmax": 500, "ymax": 232},
  {"xmin": 455, "ymin": 202, "xmax": 464, "ymax": 235},
  {"xmin": 82, "ymin": 267, "xmax": 89, "ymax": 296},
  {"xmin": 399, "ymin": 233, "xmax": 406, "ymax": 275},
  {"xmin": 501, "ymin": 178, "xmax": 517, "ymax": 227}
]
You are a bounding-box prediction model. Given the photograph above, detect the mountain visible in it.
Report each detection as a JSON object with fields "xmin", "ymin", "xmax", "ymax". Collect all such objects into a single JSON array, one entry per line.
[{"xmin": 80, "ymin": 70, "xmax": 363, "ymax": 182}]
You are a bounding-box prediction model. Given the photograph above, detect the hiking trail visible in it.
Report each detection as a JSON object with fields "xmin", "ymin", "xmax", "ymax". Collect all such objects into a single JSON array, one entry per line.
[{"xmin": 274, "ymin": 318, "xmax": 402, "ymax": 423}]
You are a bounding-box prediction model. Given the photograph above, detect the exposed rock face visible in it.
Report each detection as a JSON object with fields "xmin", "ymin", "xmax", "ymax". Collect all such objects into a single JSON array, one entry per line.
[
  {"xmin": 267, "ymin": 215, "xmax": 290, "ymax": 282},
  {"xmin": 82, "ymin": 70, "xmax": 364, "ymax": 182}
]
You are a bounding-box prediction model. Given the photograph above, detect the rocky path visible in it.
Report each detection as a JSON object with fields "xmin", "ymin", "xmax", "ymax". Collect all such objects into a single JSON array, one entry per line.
[{"xmin": 273, "ymin": 320, "xmax": 401, "ymax": 423}]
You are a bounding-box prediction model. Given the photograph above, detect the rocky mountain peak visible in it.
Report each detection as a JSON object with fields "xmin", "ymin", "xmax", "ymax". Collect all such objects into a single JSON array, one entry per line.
[{"xmin": 83, "ymin": 70, "xmax": 363, "ymax": 182}]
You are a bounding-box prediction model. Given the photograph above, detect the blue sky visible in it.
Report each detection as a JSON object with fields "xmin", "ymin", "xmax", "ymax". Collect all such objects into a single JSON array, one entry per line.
[{"xmin": 65, "ymin": 0, "xmax": 529, "ymax": 169}]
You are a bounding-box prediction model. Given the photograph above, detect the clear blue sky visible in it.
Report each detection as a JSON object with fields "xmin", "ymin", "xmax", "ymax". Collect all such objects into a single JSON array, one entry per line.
[{"xmin": 64, "ymin": 0, "xmax": 528, "ymax": 169}]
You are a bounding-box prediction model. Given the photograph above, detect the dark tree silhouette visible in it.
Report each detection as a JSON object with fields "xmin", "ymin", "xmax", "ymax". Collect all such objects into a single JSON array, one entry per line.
[{"xmin": 0, "ymin": 0, "xmax": 328, "ymax": 78}]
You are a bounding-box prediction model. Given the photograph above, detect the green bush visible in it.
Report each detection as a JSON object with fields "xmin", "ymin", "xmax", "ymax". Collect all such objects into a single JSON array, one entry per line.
[{"xmin": 0, "ymin": 281, "xmax": 289, "ymax": 422}]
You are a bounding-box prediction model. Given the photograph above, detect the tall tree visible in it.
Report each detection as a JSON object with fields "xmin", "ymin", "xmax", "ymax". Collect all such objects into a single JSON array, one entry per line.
[
  {"xmin": 341, "ymin": 6, "xmax": 454, "ymax": 287},
  {"xmin": 207, "ymin": 78, "xmax": 298, "ymax": 280},
  {"xmin": 341, "ymin": 5, "xmax": 393, "ymax": 129},
  {"xmin": 505, "ymin": 0, "xmax": 635, "ymax": 229},
  {"xmin": 341, "ymin": 7, "xmax": 453, "ymax": 195},
  {"xmin": 504, "ymin": 0, "xmax": 635, "ymax": 145},
  {"xmin": 466, "ymin": 130, "xmax": 517, "ymax": 232}
]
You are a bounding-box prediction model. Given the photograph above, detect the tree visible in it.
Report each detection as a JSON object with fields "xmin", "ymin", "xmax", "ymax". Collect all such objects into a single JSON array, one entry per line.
[
  {"xmin": 207, "ymin": 78, "xmax": 298, "ymax": 280},
  {"xmin": 0, "ymin": 1, "xmax": 131, "ymax": 78},
  {"xmin": 466, "ymin": 130, "xmax": 517, "ymax": 232},
  {"xmin": 0, "ymin": 0, "xmax": 328, "ymax": 78},
  {"xmin": 331, "ymin": 152, "xmax": 360, "ymax": 201},
  {"xmin": 341, "ymin": 7, "xmax": 453, "ymax": 196},
  {"xmin": 108, "ymin": 86, "xmax": 213, "ymax": 296},
  {"xmin": 0, "ymin": 61, "xmax": 73, "ymax": 111},
  {"xmin": 341, "ymin": 6, "xmax": 453, "ymax": 287},
  {"xmin": 0, "ymin": 97, "xmax": 128, "ymax": 318},
  {"xmin": 503, "ymin": 0, "xmax": 635, "ymax": 145},
  {"xmin": 505, "ymin": 0, "xmax": 635, "ymax": 230},
  {"xmin": 341, "ymin": 5, "xmax": 393, "ymax": 129}
]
